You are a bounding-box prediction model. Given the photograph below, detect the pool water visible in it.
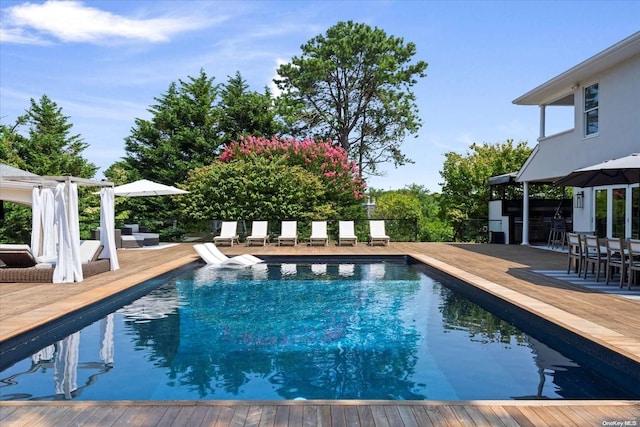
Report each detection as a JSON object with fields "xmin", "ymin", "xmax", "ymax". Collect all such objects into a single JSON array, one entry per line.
[{"xmin": 0, "ymin": 262, "xmax": 634, "ymax": 401}]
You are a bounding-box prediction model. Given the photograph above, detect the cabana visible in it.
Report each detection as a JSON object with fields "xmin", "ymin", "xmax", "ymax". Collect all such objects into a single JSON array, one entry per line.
[{"xmin": 0, "ymin": 164, "xmax": 119, "ymax": 283}]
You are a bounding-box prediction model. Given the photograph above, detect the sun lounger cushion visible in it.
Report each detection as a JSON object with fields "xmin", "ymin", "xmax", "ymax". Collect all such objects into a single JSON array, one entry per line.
[
  {"xmin": 0, "ymin": 249, "xmax": 38, "ymax": 268},
  {"xmin": 79, "ymin": 240, "xmax": 103, "ymax": 264},
  {"xmin": 0, "ymin": 244, "xmax": 55, "ymax": 269}
]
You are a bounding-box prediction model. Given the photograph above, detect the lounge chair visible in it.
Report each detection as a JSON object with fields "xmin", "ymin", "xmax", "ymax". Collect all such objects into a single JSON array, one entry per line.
[
  {"xmin": 79, "ymin": 240, "xmax": 103, "ymax": 264},
  {"xmin": 309, "ymin": 221, "xmax": 328, "ymax": 246},
  {"xmin": 338, "ymin": 220, "xmax": 357, "ymax": 246},
  {"xmin": 0, "ymin": 244, "xmax": 55, "ymax": 268},
  {"xmin": 204, "ymin": 243, "xmax": 263, "ymax": 265},
  {"xmin": 213, "ymin": 221, "xmax": 240, "ymax": 246},
  {"xmin": 277, "ymin": 221, "xmax": 298, "ymax": 246},
  {"xmin": 368, "ymin": 220, "xmax": 390, "ymax": 246},
  {"xmin": 0, "ymin": 242, "xmax": 110, "ymax": 283},
  {"xmin": 246, "ymin": 221, "xmax": 269, "ymax": 246},
  {"xmin": 193, "ymin": 243, "xmax": 262, "ymax": 267}
]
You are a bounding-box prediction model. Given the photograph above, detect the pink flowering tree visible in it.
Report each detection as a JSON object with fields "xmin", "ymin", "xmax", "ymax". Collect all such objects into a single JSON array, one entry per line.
[
  {"xmin": 180, "ymin": 136, "xmax": 367, "ymax": 225},
  {"xmin": 220, "ymin": 136, "xmax": 366, "ymax": 206}
]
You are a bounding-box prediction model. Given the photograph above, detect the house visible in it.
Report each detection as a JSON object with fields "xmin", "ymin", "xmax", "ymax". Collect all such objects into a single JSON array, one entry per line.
[{"xmin": 513, "ymin": 31, "xmax": 640, "ymax": 243}]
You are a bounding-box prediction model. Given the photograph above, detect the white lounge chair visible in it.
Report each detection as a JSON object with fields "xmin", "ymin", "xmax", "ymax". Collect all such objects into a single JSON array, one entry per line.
[
  {"xmin": 338, "ymin": 220, "xmax": 357, "ymax": 246},
  {"xmin": 194, "ymin": 244, "xmax": 262, "ymax": 267},
  {"xmin": 368, "ymin": 220, "xmax": 390, "ymax": 246},
  {"xmin": 309, "ymin": 221, "xmax": 328, "ymax": 246},
  {"xmin": 277, "ymin": 221, "xmax": 298, "ymax": 246},
  {"xmin": 79, "ymin": 240, "xmax": 103, "ymax": 264},
  {"xmin": 213, "ymin": 221, "xmax": 240, "ymax": 246},
  {"xmin": 204, "ymin": 243, "xmax": 263, "ymax": 265},
  {"xmin": 246, "ymin": 221, "xmax": 269, "ymax": 246}
]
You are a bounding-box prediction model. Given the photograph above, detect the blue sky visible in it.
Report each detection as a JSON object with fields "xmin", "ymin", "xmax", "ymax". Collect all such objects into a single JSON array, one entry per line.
[{"xmin": 1, "ymin": 1, "xmax": 639, "ymax": 192}]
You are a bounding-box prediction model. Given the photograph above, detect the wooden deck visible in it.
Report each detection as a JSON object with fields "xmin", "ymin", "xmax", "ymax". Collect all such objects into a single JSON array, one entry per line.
[{"xmin": 1, "ymin": 242, "xmax": 639, "ymax": 426}]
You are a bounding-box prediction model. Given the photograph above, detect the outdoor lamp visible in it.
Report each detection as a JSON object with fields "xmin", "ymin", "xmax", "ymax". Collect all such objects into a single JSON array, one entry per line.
[{"xmin": 575, "ymin": 191, "xmax": 584, "ymax": 208}]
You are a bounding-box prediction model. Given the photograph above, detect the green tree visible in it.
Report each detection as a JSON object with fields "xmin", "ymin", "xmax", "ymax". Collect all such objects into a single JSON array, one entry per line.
[
  {"xmin": 181, "ymin": 157, "xmax": 329, "ymax": 222},
  {"xmin": 439, "ymin": 140, "xmax": 532, "ymax": 240},
  {"xmin": 218, "ymin": 72, "xmax": 282, "ymax": 144},
  {"xmin": 373, "ymin": 191, "xmax": 422, "ymax": 241},
  {"xmin": 11, "ymin": 95, "xmax": 97, "ymax": 177},
  {"xmin": 275, "ymin": 21, "xmax": 427, "ymax": 176},
  {"xmin": 124, "ymin": 69, "xmax": 221, "ymax": 186},
  {"xmin": 401, "ymin": 185, "xmax": 453, "ymax": 242},
  {"xmin": 1, "ymin": 96, "xmax": 97, "ymax": 242}
]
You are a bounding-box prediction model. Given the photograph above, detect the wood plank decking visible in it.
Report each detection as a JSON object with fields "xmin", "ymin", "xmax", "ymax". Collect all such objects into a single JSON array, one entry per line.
[{"xmin": 1, "ymin": 242, "xmax": 639, "ymax": 426}]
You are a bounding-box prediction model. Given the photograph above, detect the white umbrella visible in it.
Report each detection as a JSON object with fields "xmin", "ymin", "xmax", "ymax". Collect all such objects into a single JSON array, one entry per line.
[
  {"xmin": 112, "ymin": 179, "xmax": 189, "ymax": 197},
  {"xmin": 554, "ymin": 153, "xmax": 640, "ymax": 187}
]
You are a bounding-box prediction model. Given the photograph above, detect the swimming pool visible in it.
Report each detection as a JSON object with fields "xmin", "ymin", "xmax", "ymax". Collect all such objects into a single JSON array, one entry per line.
[{"xmin": 0, "ymin": 261, "xmax": 635, "ymax": 401}]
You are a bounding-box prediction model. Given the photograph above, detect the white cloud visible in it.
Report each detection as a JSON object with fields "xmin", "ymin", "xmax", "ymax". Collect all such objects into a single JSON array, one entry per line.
[
  {"xmin": 0, "ymin": 25, "xmax": 51, "ymax": 45},
  {"xmin": 269, "ymin": 58, "xmax": 289, "ymax": 97},
  {"xmin": 1, "ymin": 0, "xmax": 224, "ymax": 44}
]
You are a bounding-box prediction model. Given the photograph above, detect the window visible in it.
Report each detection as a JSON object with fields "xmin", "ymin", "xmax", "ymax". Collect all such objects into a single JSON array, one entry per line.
[{"xmin": 584, "ymin": 83, "xmax": 598, "ymax": 136}]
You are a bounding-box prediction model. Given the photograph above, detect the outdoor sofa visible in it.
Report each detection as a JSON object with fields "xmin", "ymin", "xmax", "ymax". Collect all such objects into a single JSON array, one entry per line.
[{"xmin": 121, "ymin": 224, "xmax": 160, "ymax": 247}]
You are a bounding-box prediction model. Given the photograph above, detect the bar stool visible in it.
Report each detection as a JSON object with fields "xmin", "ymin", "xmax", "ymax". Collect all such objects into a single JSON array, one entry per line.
[{"xmin": 547, "ymin": 217, "xmax": 567, "ymax": 250}]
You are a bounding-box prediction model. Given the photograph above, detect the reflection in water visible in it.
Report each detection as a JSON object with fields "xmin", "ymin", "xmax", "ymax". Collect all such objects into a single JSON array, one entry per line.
[
  {"xmin": 1, "ymin": 322, "xmax": 114, "ymax": 401},
  {"xmin": 99, "ymin": 314, "xmax": 114, "ymax": 366},
  {"xmin": 162, "ymin": 264, "xmax": 424, "ymax": 399},
  {"xmin": 54, "ymin": 332, "xmax": 79, "ymax": 399},
  {"xmin": 1, "ymin": 263, "xmax": 634, "ymax": 401}
]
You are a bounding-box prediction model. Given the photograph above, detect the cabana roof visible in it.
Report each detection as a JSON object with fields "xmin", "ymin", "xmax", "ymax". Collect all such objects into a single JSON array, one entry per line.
[{"xmin": 1, "ymin": 163, "xmax": 113, "ymax": 206}]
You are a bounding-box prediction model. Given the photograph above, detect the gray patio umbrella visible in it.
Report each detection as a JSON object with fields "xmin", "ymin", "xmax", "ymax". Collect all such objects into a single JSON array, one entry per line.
[
  {"xmin": 554, "ymin": 153, "xmax": 640, "ymax": 187},
  {"xmin": 112, "ymin": 179, "xmax": 189, "ymax": 197}
]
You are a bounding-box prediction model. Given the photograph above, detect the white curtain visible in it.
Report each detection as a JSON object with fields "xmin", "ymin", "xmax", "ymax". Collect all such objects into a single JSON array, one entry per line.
[
  {"xmin": 30, "ymin": 187, "xmax": 42, "ymax": 256},
  {"xmin": 53, "ymin": 182, "xmax": 83, "ymax": 283},
  {"xmin": 41, "ymin": 188, "xmax": 56, "ymax": 259},
  {"xmin": 30, "ymin": 187, "xmax": 57, "ymax": 260},
  {"xmin": 100, "ymin": 187, "xmax": 119, "ymax": 270},
  {"xmin": 68, "ymin": 182, "xmax": 82, "ymax": 280}
]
